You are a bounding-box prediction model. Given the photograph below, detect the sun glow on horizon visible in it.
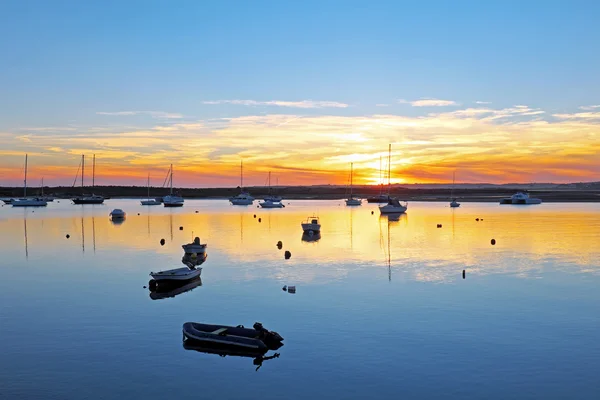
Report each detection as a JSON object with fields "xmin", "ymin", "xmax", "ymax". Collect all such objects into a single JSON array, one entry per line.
[{"xmin": 0, "ymin": 104, "xmax": 599, "ymax": 187}]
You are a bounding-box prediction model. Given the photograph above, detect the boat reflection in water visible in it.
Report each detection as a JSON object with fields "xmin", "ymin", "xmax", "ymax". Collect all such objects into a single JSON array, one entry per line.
[
  {"xmin": 182, "ymin": 340, "xmax": 282, "ymax": 372},
  {"xmin": 110, "ymin": 217, "xmax": 125, "ymax": 226},
  {"xmin": 383, "ymin": 213, "xmax": 406, "ymax": 223},
  {"xmin": 301, "ymin": 231, "xmax": 321, "ymax": 243},
  {"xmin": 150, "ymin": 277, "xmax": 202, "ymax": 300},
  {"xmin": 148, "ymin": 253, "xmax": 207, "ymax": 300}
]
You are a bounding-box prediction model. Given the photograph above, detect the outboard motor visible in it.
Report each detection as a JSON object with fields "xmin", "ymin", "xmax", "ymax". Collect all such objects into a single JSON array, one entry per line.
[
  {"xmin": 253, "ymin": 322, "xmax": 284, "ymax": 346},
  {"xmin": 253, "ymin": 322, "xmax": 265, "ymax": 332}
]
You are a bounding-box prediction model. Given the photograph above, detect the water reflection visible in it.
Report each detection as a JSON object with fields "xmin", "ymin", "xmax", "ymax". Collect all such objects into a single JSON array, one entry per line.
[
  {"xmin": 301, "ymin": 231, "xmax": 321, "ymax": 242},
  {"xmin": 1, "ymin": 200, "xmax": 599, "ymax": 283},
  {"xmin": 182, "ymin": 341, "xmax": 282, "ymax": 372},
  {"xmin": 149, "ymin": 277, "xmax": 203, "ymax": 300}
]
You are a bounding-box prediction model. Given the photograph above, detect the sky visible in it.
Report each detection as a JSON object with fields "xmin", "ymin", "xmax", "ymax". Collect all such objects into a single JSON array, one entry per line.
[{"xmin": 1, "ymin": 0, "xmax": 599, "ymax": 187}]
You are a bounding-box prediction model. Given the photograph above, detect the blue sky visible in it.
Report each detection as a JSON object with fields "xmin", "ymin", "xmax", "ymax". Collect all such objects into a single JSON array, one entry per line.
[{"xmin": 0, "ymin": 1, "xmax": 599, "ymax": 185}]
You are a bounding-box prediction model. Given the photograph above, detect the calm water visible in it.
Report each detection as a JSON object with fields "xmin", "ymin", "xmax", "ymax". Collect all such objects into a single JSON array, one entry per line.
[{"xmin": 1, "ymin": 200, "xmax": 599, "ymax": 399}]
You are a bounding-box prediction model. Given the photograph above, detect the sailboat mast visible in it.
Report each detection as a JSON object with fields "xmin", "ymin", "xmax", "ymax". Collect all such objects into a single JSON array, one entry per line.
[
  {"xmin": 92, "ymin": 154, "xmax": 95, "ymax": 188},
  {"xmin": 350, "ymin": 162, "xmax": 353, "ymax": 197},
  {"xmin": 81, "ymin": 154, "xmax": 85, "ymax": 188},
  {"xmin": 379, "ymin": 155, "xmax": 382, "ymax": 194},
  {"xmin": 240, "ymin": 160, "xmax": 243, "ymax": 191},
  {"xmin": 24, "ymin": 154, "xmax": 28, "ymax": 197},
  {"xmin": 170, "ymin": 164, "xmax": 173, "ymax": 195},
  {"xmin": 387, "ymin": 144, "xmax": 391, "ymax": 196},
  {"xmin": 451, "ymin": 171, "xmax": 455, "ymax": 199},
  {"xmin": 268, "ymin": 171, "xmax": 271, "ymax": 195},
  {"xmin": 147, "ymin": 174, "xmax": 150, "ymax": 199},
  {"xmin": 41, "ymin": 177, "xmax": 44, "ymax": 196}
]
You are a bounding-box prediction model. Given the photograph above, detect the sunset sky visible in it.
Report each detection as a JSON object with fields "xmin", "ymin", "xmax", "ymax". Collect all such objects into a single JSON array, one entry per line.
[{"xmin": 1, "ymin": 1, "xmax": 599, "ymax": 187}]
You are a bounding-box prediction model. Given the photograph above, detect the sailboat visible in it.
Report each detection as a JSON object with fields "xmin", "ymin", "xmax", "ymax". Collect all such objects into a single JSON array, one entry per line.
[
  {"xmin": 260, "ymin": 171, "xmax": 283, "ymax": 208},
  {"xmin": 367, "ymin": 155, "xmax": 388, "ymax": 203},
  {"xmin": 141, "ymin": 174, "xmax": 161, "ymax": 205},
  {"xmin": 379, "ymin": 144, "xmax": 408, "ymax": 214},
  {"xmin": 345, "ymin": 162, "xmax": 361, "ymax": 206},
  {"xmin": 163, "ymin": 164, "xmax": 184, "ymax": 207},
  {"xmin": 12, "ymin": 154, "xmax": 48, "ymax": 207},
  {"xmin": 449, "ymin": 171, "xmax": 460, "ymax": 208},
  {"xmin": 72, "ymin": 154, "xmax": 105, "ymax": 204},
  {"xmin": 229, "ymin": 161, "xmax": 254, "ymax": 205},
  {"xmin": 38, "ymin": 178, "xmax": 54, "ymax": 202},
  {"xmin": 262, "ymin": 171, "xmax": 283, "ymax": 203}
]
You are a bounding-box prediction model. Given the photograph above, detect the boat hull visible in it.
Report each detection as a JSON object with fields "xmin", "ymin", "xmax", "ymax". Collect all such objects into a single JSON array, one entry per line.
[
  {"xmin": 182, "ymin": 244, "xmax": 207, "ymax": 254},
  {"xmin": 150, "ymin": 267, "xmax": 202, "ymax": 282},
  {"xmin": 500, "ymin": 199, "xmax": 542, "ymax": 205},
  {"xmin": 12, "ymin": 199, "xmax": 48, "ymax": 207},
  {"xmin": 141, "ymin": 200, "xmax": 161, "ymax": 206},
  {"xmin": 230, "ymin": 199, "xmax": 254, "ymax": 205},
  {"xmin": 379, "ymin": 205, "xmax": 407, "ymax": 214},
  {"xmin": 72, "ymin": 198, "xmax": 104, "ymax": 204},
  {"xmin": 1, "ymin": 199, "xmax": 13, "ymax": 205},
  {"xmin": 163, "ymin": 202, "xmax": 184, "ymax": 207},
  {"xmin": 301, "ymin": 223, "xmax": 321, "ymax": 233},
  {"xmin": 366, "ymin": 196, "xmax": 389, "ymax": 203},
  {"xmin": 259, "ymin": 201, "xmax": 284, "ymax": 208},
  {"xmin": 182, "ymin": 322, "xmax": 283, "ymax": 351},
  {"xmin": 345, "ymin": 198, "xmax": 361, "ymax": 206}
]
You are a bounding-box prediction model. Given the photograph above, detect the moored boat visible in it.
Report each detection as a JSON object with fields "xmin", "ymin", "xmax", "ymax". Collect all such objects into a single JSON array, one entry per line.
[
  {"xmin": 182, "ymin": 322, "xmax": 283, "ymax": 351},
  {"xmin": 345, "ymin": 162, "xmax": 362, "ymax": 206},
  {"xmin": 141, "ymin": 174, "xmax": 161, "ymax": 205},
  {"xmin": 378, "ymin": 144, "xmax": 408, "ymax": 215},
  {"xmin": 500, "ymin": 192, "xmax": 542, "ymax": 205},
  {"xmin": 230, "ymin": 161, "xmax": 254, "ymax": 205},
  {"xmin": 150, "ymin": 266, "xmax": 202, "ymax": 282},
  {"xmin": 259, "ymin": 199, "xmax": 284, "ymax": 208},
  {"xmin": 301, "ymin": 216, "xmax": 321, "ymax": 233},
  {"xmin": 71, "ymin": 154, "xmax": 105, "ymax": 204},
  {"xmin": 182, "ymin": 237, "xmax": 207, "ymax": 255},
  {"xmin": 163, "ymin": 164, "xmax": 184, "ymax": 207},
  {"xmin": 109, "ymin": 208, "xmax": 126, "ymax": 219},
  {"xmin": 12, "ymin": 155, "xmax": 47, "ymax": 207}
]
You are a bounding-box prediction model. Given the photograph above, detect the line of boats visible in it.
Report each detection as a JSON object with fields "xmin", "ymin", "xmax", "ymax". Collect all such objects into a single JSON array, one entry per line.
[{"xmin": 2, "ymin": 150, "xmax": 543, "ymax": 210}]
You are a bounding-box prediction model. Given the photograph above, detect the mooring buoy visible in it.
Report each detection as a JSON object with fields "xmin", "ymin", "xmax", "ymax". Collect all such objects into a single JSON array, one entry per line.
[
  {"xmin": 284, "ymin": 250, "xmax": 291, "ymax": 259},
  {"xmin": 491, "ymin": 239, "xmax": 496, "ymax": 245}
]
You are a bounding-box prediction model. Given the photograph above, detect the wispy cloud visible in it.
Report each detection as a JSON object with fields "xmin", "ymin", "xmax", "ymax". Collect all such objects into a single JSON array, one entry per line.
[
  {"xmin": 96, "ymin": 111, "xmax": 183, "ymax": 119},
  {"xmin": 202, "ymin": 100, "xmax": 349, "ymax": 109},
  {"xmin": 398, "ymin": 98, "xmax": 458, "ymax": 107},
  {"xmin": 3, "ymin": 104, "xmax": 599, "ymax": 186},
  {"xmin": 579, "ymin": 105, "xmax": 600, "ymax": 111},
  {"xmin": 475, "ymin": 101, "xmax": 491, "ymax": 104},
  {"xmin": 553, "ymin": 111, "xmax": 600, "ymax": 120}
]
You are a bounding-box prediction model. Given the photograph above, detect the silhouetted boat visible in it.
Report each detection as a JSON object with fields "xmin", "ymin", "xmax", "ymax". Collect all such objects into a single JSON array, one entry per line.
[
  {"xmin": 230, "ymin": 161, "xmax": 254, "ymax": 205},
  {"xmin": 449, "ymin": 171, "xmax": 460, "ymax": 208},
  {"xmin": 12, "ymin": 155, "xmax": 47, "ymax": 207},
  {"xmin": 379, "ymin": 144, "xmax": 407, "ymax": 214},
  {"xmin": 301, "ymin": 216, "xmax": 321, "ymax": 233},
  {"xmin": 72, "ymin": 154, "xmax": 105, "ymax": 204},
  {"xmin": 182, "ymin": 237, "xmax": 207, "ymax": 255},
  {"xmin": 500, "ymin": 192, "xmax": 542, "ymax": 205},
  {"xmin": 345, "ymin": 163, "xmax": 361, "ymax": 206},
  {"xmin": 141, "ymin": 174, "xmax": 161, "ymax": 205},
  {"xmin": 163, "ymin": 164, "xmax": 184, "ymax": 207}
]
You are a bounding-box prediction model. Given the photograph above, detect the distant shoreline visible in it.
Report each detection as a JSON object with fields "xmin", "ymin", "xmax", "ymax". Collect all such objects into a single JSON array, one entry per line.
[{"xmin": 1, "ymin": 184, "xmax": 599, "ymax": 203}]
